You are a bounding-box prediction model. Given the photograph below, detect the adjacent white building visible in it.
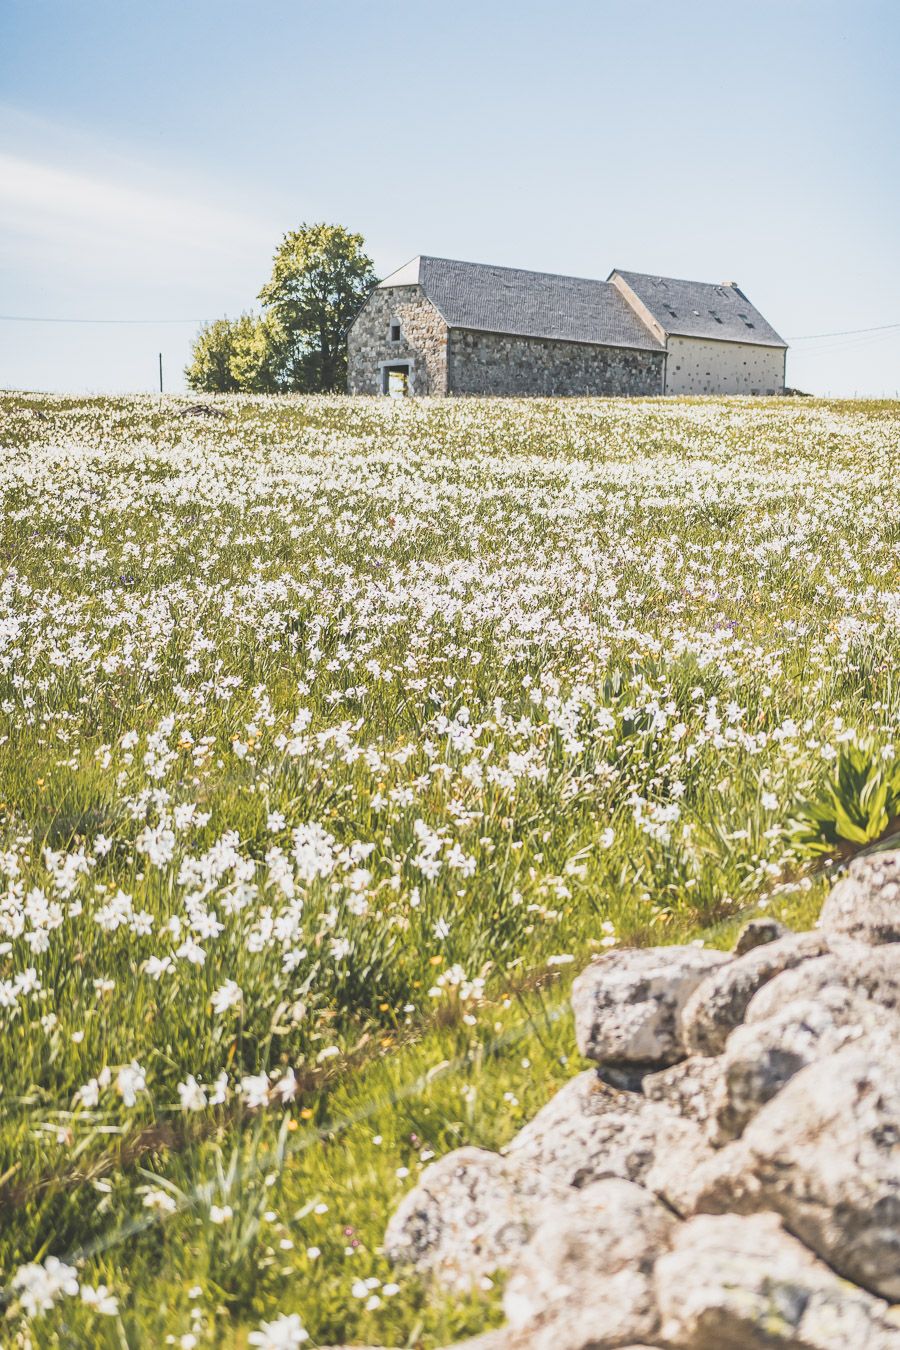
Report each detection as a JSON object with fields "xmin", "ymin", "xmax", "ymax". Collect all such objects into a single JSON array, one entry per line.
[{"xmin": 609, "ymin": 269, "xmax": 787, "ymax": 395}]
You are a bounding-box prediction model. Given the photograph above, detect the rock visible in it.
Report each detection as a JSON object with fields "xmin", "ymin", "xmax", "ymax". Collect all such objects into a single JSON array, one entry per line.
[
  {"xmin": 655, "ymin": 1212, "xmax": 900, "ymax": 1349},
  {"xmin": 644, "ymin": 1111, "xmax": 724, "ymax": 1217},
  {"xmin": 383, "ymin": 1147, "xmax": 531, "ymax": 1285},
  {"xmin": 503, "ymin": 1178, "xmax": 675, "ymax": 1349},
  {"xmin": 819, "ymin": 850, "xmax": 900, "ymax": 945},
  {"xmin": 732, "ymin": 916, "xmax": 789, "ymax": 956},
  {"xmin": 712, "ymin": 989, "xmax": 893, "ymax": 1142},
  {"xmin": 680, "ymin": 931, "xmax": 828, "ymax": 1056},
  {"xmin": 651, "ymin": 1132, "xmax": 755, "ymax": 1220},
  {"xmin": 642, "ymin": 1056, "xmax": 722, "ymax": 1128},
  {"xmin": 505, "ymin": 1069, "xmax": 715, "ymax": 1203},
  {"xmin": 703, "ymin": 945, "xmax": 900, "ymax": 1141},
  {"xmin": 384, "ymin": 926, "xmax": 900, "ymax": 1345},
  {"xmin": 694, "ymin": 1033, "xmax": 900, "ymax": 1300},
  {"xmin": 745, "ymin": 942, "xmax": 900, "ymax": 1024},
  {"xmin": 572, "ymin": 946, "xmax": 730, "ymax": 1067},
  {"xmin": 505, "ymin": 1070, "xmax": 660, "ymax": 1190},
  {"xmin": 386, "ymin": 1071, "xmax": 714, "ymax": 1283}
]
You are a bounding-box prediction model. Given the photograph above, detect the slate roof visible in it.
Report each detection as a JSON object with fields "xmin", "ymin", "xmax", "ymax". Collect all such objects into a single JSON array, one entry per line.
[
  {"xmin": 377, "ymin": 256, "xmax": 665, "ymax": 351},
  {"xmin": 610, "ymin": 270, "xmax": 786, "ymax": 347}
]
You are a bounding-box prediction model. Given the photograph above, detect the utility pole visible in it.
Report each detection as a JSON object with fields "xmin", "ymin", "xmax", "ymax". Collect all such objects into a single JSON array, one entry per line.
[{"xmin": 158, "ymin": 352, "xmax": 163, "ymax": 395}]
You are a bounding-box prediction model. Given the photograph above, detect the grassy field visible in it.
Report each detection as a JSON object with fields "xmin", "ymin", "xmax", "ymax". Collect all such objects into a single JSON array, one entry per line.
[{"xmin": 1, "ymin": 390, "xmax": 898, "ymax": 1347}]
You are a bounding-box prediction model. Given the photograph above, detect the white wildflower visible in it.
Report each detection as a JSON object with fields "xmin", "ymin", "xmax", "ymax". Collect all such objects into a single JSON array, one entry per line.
[
  {"xmin": 248, "ymin": 1312, "xmax": 309, "ymax": 1347},
  {"xmin": 12, "ymin": 1256, "xmax": 79, "ymax": 1317},
  {"xmin": 178, "ymin": 1075, "xmax": 208, "ymax": 1112},
  {"xmin": 210, "ymin": 979, "xmax": 243, "ymax": 1015},
  {"xmin": 116, "ymin": 1060, "xmax": 147, "ymax": 1107}
]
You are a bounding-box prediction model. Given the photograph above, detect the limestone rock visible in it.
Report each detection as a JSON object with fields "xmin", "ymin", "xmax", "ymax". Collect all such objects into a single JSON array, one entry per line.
[
  {"xmin": 383, "ymin": 1147, "xmax": 531, "ymax": 1285},
  {"xmin": 386, "ymin": 1071, "xmax": 712, "ymax": 1284},
  {"xmin": 694, "ymin": 1033, "xmax": 900, "ymax": 1300},
  {"xmin": 571, "ymin": 946, "xmax": 730, "ymax": 1067},
  {"xmin": 650, "ymin": 1133, "xmax": 754, "ymax": 1220},
  {"xmin": 384, "ymin": 932, "xmax": 900, "ymax": 1347},
  {"xmin": 680, "ymin": 931, "xmax": 828, "ymax": 1057},
  {"xmin": 644, "ymin": 1110, "xmax": 725, "ymax": 1217},
  {"xmin": 819, "ymin": 849, "xmax": 900, "ymax": 945},
  {"xmin": 503, "ymin": 1178, "xmax": 675, "ymax": 1350},
  {"xmin": 655, "ymin": 1212, "xmax": 900, "ymax": 1349},
  {"xmin": 745, "ymin": 942, "xmax": 900, "ymax": 1024},
  {"xmin": 642, "ymin": 1056, "xmax": 722, "ymax": 1128},
  {"xmin": 505, "ymin": 1069, "xmax": 716, "ymax": 1204},
  {"xmin": 713, "ymin": 987, "xmax": 894, "ymax": 1141},
  {"xmin": 732, "ymin": 916, "xmax": 788, "ymax": 956}
]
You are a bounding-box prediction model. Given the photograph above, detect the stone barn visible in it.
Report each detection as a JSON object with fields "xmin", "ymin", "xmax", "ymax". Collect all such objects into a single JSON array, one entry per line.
[{"xmin": 346, "ymin": 255, "xmax": 786, "ymax": 397}]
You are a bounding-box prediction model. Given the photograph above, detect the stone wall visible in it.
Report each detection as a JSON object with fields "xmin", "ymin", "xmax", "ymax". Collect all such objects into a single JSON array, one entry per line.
[
  {"xmin": 347, "ymin": 286, "xmax": 449, "ymax": 395},
  {"xmin": 665, "ymin": 335, "xmax": 786, "ymax": 396},
  {"xmin": 447, "ymin": 329, "xmax": 665, "ymax": 397},
  {"xmin": 383, "ymin": 850, "xmax": 900, "ymax": 1350}
]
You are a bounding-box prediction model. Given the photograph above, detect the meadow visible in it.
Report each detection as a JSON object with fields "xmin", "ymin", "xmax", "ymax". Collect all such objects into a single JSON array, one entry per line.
[{"xmin": 1, "ymin": 390, "xmax": 898, "ymax": 1348}]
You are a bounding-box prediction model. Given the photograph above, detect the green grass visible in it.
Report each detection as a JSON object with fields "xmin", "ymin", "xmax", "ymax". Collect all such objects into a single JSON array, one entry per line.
[{"xmin": 0, "ymin": 390, "xmax": 896, "ymax": 1346}]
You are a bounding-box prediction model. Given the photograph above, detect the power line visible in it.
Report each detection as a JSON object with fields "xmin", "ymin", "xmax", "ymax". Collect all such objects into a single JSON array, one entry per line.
[
  {"xmin": 1, "ymin": 312, "xmax": 898, "ymax": 343},
  {"xmin": 788, "ymin": 321, "xmax": 900, "ymax": 341},
  {"xmin": 0, "ymin": 314, "xmax": 207, "ymax": 325}
]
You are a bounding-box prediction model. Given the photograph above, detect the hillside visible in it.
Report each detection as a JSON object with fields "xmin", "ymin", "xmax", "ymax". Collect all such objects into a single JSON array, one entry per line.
[{"xmin": 1, "ymin": 392, "xmax": 898, "ymax": 1346}]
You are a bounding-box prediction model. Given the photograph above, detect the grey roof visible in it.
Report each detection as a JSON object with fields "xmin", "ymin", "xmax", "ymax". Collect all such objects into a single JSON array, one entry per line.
[
  {"xmin": 611, "ymin": 270, "xmax": 786, "ymax": 347},
  {"xmin": 379, "ymin": 256, "xmax": 664, "ymax": 351}
]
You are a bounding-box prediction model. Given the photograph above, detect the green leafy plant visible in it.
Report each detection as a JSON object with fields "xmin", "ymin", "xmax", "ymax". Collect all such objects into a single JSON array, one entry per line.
[{"xmin": 790, "ymin": 736, "xmax": 900, "ymax": 856}]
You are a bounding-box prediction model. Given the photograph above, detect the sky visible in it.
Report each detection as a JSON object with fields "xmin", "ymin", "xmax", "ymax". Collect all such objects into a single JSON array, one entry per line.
[{"xmin": 1, "ymin": 0, "xmax": 898, "ymax": 397}]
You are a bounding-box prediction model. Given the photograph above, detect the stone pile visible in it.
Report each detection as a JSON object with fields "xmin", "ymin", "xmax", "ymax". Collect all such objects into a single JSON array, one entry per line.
[{"xmin": 358, "ymin": 850, "xmax": 900, "ymax": 1349}]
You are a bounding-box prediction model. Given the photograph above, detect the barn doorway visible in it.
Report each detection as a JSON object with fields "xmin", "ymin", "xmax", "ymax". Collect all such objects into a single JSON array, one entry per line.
[{"xmin": 382, "ymin": 363, "xmax": 411, "ymax": 397}]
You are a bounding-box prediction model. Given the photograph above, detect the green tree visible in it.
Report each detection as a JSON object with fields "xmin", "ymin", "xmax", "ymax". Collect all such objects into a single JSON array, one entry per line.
[
  {"xmin": 185, "ymin": 313, "xmax": 288, "ymax": 394},
  {"xmin": 258, "ymin": 223, "xmax": 377, "ymax": 392},
  {"xmin": 184, "ymin": 317, "xmax": 242, "ymax": 393},
  {"xmin": 228, "ymin": 313, "xmax": 289, "ymax": 393}
]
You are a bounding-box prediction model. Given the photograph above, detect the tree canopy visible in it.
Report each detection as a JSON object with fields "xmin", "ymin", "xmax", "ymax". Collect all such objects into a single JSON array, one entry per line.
[
  {"xmin": 184, "ymin": 317, "xmax": 241, "ymax": 394},
  {"xmin": 185, "ymin": 223, "xmax": 376, "ymax": 395}
]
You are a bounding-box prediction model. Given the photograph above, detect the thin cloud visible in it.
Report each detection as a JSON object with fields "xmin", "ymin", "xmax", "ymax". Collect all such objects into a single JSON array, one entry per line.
[
  {"xmin": 0, "ymin": 109, "xmax": 283, "ymax": 385},
  {"xmin": 0, "ymin": 103, "xmax": 278, "ymax": 300},
  {"xmin": 0, "ymin": 151, "xmax": 270, "ymax": 256}
]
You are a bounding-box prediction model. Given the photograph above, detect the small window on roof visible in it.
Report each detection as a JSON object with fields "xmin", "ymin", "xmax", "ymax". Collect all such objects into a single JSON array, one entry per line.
[
  {"xmin": 708, "ymin": 309, "xmax": 723, "ymax": 324},
  {"xmin": 389, "ymin": 320, "xmax": 401, "ymax": 342},
  {"xmin": 663, "ymin": 304, "xmax": 678, "ymax": 317},
  {"xmin": 737, "ymin": 313, "xmax": 755, "ymax": 329}
]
